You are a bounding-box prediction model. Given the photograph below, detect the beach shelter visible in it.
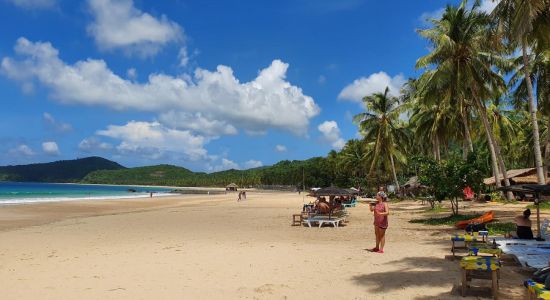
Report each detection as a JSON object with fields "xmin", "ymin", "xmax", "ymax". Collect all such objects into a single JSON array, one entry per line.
[
  {"xmin": 499, "ymin": 184, "xmax": 550, "ymax": 240},
  {"xmin": 311, "ymin": 187, "xmax": 353, "ymax": 219},
  {"xmin": 312, "ymin": 187, "xmax": 354, "ymax": 197},
  {"xmin": 226, "ymin": 183, "xmax": 238, "ymax": 191}
]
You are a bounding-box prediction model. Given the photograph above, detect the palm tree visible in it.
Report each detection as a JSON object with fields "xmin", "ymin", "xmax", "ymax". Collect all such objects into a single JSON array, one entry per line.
[
  {"xmin": 509, "ymin": 48, "xmax": 550, "ymax": 176},
  {"xmin": 353, "ymin": 87, "xmax": 409, "ymax": 191},
  {"xmin": 417, "ymin": 0, "xmax": 514, "ymax": 197},
  {"xmin": 492, "ymin": 0, "xmax": 550, "ymax": 184},
  {"xmin": 338, "ymin": 139, "xmax": 370, "ymax": 186}
]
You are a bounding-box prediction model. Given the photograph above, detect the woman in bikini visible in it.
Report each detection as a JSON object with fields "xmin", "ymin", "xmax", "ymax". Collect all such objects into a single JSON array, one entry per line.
[{"xmin": 369, "ymin": 192, "xmax": 389, "ymax": 253}]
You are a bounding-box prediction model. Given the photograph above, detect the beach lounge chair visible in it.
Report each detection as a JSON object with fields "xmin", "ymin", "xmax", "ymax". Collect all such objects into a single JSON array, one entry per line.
[
  {"xmin": 303, "ymin": 216, "xmax": 343, "ymax": 228},
  {"xmin": 342, "ymin": 198, "xmax": 357, "ymax": 208}
]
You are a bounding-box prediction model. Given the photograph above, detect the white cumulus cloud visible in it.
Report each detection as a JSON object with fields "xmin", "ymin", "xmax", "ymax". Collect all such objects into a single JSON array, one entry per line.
[
  {"xmin": 78, "ymin": 137, "xmax": 113, "ymax": 152},
  {"xmin": 1, "ymin": 38, "xmax": 320, "ymax": 136},
  {"xmin": 96, "ymin": 121, "xmax": 208, "ymax": 161},
  {"xmin": 43, "ymin": 112, "xmax": 72, "ymax": 132},
  {"xmin": 87, "ymin": 0, "xmax": 183, "ymax": 57},
  {"xmin": 10, "ymin": 144, "xmax": 35, "ymax": 156},
  {"xmin": 318, "ymin": 121, "xmax": 345, "ymax": 150},
  {"xmin": 208, "ymin": 158, "xmax": 240, "ymax": 172},
  {"xmin": 338, "ymin": 71, "xmax": 405, "ymax": 102},
  {"xmin": 244, "ymin": 160, "xmax": 263, "ymax": 169},
  {"xmin": 42, "ymin": 141, "xmax": 60, "ymax": 155},
  {"xmin": 275, "ymin": 144, "xmax": 287, "ymax": 152},
  {"xmin": 158, "ymin": 111, "xmax": 238, "ymax": 137},
  {"xmin": 7, "ymin": 0, "xmax": 56, "ymax": 9}
]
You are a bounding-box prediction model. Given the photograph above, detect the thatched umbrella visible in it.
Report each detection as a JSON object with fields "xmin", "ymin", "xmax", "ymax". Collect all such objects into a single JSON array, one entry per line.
[
  {"xmin": 312, "ymin": 187, "xmax": 353, "ymax": 197},
  {"xmin": 311, "ymin": 187, "xmax": 353, "ymax": 219}
]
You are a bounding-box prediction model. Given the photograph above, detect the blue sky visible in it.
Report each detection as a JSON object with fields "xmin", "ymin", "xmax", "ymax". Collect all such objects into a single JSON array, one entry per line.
[{"xmin": 0, "ymin": 0, "xmax": 499, "ymax": 171}]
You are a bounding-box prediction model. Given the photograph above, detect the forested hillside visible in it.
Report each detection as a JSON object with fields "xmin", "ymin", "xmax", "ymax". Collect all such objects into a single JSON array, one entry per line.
[
  {"xmin": 82, "ymin": 157, "xmax": 343, "ymax": 188},
  {"xmin": 0, "ymin": 157, "xmax": 125, "ymax": 182}
]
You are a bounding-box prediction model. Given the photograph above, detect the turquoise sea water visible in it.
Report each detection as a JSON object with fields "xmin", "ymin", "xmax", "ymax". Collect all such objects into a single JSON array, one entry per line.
[{"xmin": 0, "ymin": 182, "xmax": 173, "ymax": 204}]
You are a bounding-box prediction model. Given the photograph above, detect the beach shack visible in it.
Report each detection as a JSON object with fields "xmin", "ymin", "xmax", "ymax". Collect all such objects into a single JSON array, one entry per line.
[
  {"xmin": 226, "ymin": 183, "xmax": 238, "ymax": 191},
  {"xmin": 483, "ymin": 168, "xmax": 550, "ymax": 187}
]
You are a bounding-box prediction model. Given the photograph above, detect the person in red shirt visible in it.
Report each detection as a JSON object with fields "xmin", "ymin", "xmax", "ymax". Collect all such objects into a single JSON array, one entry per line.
[{"xmin": 369, "ymin": 192, "xmax": 390, "ymax": 253}]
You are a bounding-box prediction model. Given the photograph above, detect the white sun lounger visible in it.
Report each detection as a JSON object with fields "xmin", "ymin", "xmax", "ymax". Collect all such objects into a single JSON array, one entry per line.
[{"xmin": 303, "ymin": 217, "xmax": 343, "ymax": 228}]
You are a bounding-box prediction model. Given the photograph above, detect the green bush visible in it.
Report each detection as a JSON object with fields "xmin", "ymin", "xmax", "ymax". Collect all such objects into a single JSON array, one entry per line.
[{"xmin": 486, "ymin": 222, "xmax": 516, "ymax": 235}]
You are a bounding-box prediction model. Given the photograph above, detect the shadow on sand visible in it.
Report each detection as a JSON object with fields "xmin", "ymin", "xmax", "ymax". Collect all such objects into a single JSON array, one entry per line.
[{"xmin": 351, "ymin": 256, "xmax": 496, "ymax": 299}]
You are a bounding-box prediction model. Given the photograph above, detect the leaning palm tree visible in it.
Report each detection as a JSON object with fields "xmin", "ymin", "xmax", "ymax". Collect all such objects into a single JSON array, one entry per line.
[
  {"xmin": 353, "ymin": 87, "xmax": 409, "ymax": 191},
  {"xmin": 417, "ymin": 0, "xmax": 514, "ymax": 197},
  {"xmin": 492, "ymin": 0, "xmax": 550, "ymax": 183}
]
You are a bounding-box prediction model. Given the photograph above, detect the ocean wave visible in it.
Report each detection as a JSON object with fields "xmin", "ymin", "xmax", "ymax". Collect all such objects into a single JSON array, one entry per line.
[{"xmin": 0, "ymin": 193, "xmax": 175, "ymax": 205}]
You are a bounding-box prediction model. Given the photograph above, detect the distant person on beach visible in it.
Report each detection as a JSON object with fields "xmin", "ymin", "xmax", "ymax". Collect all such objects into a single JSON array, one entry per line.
[
  {"xmin": 515, "ymin": 209, "xmax": 534, "ymax": 239},
  {"xmin": 242, "ymin": 191, "xmax": 246, "ymax": 200},
  {"xmin": 369, "ymin": 192, "xmax": 389, "ymax": 253},
  {"xmin": 237, "ymin": 191, "xmax": 242, "ymax": 202}
]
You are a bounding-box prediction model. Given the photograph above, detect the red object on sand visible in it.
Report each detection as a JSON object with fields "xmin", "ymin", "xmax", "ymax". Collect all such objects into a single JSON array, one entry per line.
[
  {"xmin": 463, "ymin": 186, "xmax": 474, "ymax": 201},
  {"xmin": 454, "ymin": 211, "xmax": 494, "ymax": 229}
]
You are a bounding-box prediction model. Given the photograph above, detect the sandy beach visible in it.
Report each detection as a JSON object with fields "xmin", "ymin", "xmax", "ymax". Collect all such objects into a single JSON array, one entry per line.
[{"xmin": 0, "ymin": 191, "xmax": 535, "ymax": 299}]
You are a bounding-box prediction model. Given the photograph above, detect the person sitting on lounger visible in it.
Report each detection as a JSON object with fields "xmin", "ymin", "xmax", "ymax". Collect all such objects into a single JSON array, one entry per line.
[
  {"xmin": 515, "ymin": 209, "xmax": 534, "ymax": 239},
  {"xmin": 316, "ymin": 198, "xmax": 331, "ymax": 214}
]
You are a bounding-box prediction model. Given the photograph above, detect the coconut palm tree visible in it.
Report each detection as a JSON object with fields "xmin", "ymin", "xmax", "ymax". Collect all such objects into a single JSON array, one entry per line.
[
  {"xmin": 509, "ymin": 48, "xmax": 550, "ymax": 175},
  {"xmin": 338, "ymin": 139, "xmax": 370, "ymax": 186},
  {"xmin": 353, "ymin": 87, "xmax": 409, "ymax": 191},
  {"xmin": 416, "ymin": 0, "xmax": 514, "ymax": 197},
  {"xmin": 492, "ymin": 0, "xmax": 550, "ymax": 183}
]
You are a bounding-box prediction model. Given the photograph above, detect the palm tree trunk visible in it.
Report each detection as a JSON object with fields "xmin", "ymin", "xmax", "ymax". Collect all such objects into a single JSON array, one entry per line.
[
  {"xmin": 389, "ymin": 153, "xmax": 400, "ymax": 191},
  {"xmin": 544, "ymin": 117, "xmax": 550, "ymax": 181},
  {"xmin": 462, "ymin": 106, "xmax": 474, "ymax": 158},
  {"xmin": 368, "ymin": 131, "xmax": 382, "ymax": 177},
  {"xmin": 482, "ymin": 110, "xmax": 502, "ymax": 189},
  {"xmin": 477, "ymin": 97, "xmax": 513, "ymax": 200},
  {"xmin": 522, "ymin": 41, "xmax": 546, "ymax": 184},
  {"xmin": 434, "ymin": 135, "xmax": 441, "ymax": 161}
]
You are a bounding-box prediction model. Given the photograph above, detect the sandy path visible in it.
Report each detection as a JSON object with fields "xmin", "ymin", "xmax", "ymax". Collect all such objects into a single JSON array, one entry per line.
[{"xmin": 0, "ymin": 192, "xmax": 530, "ymax": 299}]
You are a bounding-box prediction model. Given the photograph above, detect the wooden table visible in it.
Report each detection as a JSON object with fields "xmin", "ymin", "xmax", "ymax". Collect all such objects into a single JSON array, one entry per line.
[{"xmin": 460, "ymin": 256, "xmax": 501, "ymax": 299}]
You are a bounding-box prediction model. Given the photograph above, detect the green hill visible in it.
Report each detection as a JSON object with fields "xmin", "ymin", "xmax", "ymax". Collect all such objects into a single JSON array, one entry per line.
[
  {"xmin": 82, "ymin": 157, "xmax": 336, "ymax": 188},
  {"xmin": 83, "ymin": 164, "xmax": 196, "ymax": 186},
  {"xmin": 0, "ymin": 156, "xmax": 125, "ymax": 182},
  {"xmin": 1, "ymin": 155, "xmax": 345, "ymax": 188}
]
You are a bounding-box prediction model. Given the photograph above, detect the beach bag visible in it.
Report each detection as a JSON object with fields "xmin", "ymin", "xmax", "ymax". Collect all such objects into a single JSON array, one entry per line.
[
  {"xmin": 532, "ymin": 267, "xmax": 550, "ymax": 285},
  {"xmin": 465, "ymin": 223, "xmax": 487, "ymax": 232}
]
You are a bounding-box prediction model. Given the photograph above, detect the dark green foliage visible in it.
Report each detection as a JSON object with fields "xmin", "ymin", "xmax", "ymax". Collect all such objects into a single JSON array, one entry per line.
[
  {"xmin": 0, "ymin": 157, "xmax": 125, "ymax": 182},
  {"xmin": 415, "ymin": 152, "xmax": 484, "ymax": 214},
  {"xmin": 486, "ymin": 222, "xmax": 516, "ymax": 235}
]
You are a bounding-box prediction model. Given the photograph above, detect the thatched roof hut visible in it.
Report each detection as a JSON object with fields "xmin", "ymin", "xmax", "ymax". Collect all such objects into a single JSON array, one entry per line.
[
  {"xmin": 483, "ymin": 168, "xmax": 541, "ymax": 186},
  {"xmin": 512, "ymin": 175, "xmax": 550, "ymax": 184},
  {"xmin": 404, "ymin": 176, "xmax": 421, "ymax": 188},
  {"xmin": 226, "ymin": 183, "xmax": 238, "ymax": 191}
]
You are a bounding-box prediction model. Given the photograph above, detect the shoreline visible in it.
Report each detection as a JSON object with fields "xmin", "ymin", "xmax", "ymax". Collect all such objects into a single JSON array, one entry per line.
[{"xmin": 0, "ymin": 193, "xmax": 204, "ymax": 232}]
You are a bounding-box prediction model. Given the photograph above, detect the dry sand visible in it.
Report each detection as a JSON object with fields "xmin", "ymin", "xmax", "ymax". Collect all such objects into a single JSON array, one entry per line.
[{"xmin": 0, "ymin": 192, "xmax": 537, "ymax": 299}]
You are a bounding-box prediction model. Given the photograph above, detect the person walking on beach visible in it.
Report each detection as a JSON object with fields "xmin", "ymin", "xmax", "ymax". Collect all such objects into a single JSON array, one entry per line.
[
  {"xmin": 237, "ymin": 191, "xmax": 242, "ymax": 202},
  {"xmin": 369, "ymin": 192, "xmax": 389, "ymax": 253}
]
